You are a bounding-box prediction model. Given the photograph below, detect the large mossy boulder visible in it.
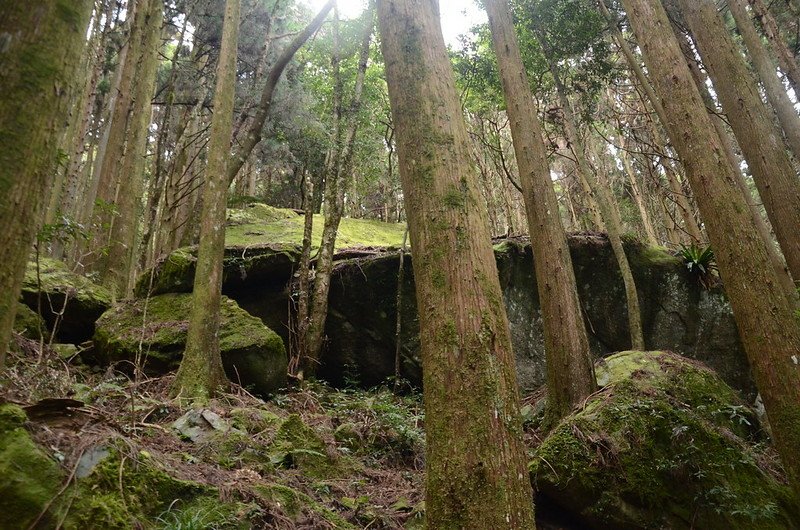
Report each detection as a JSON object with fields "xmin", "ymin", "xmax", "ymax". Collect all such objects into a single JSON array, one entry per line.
[
  {"xmin": 530, "ymin": 351, "xmax": 799, "ymax": 529},
  {"xmin": 20, "ymin": 258, "xmax": 112, "ymax": 343},
  {"xmin": 0, "ymin": 404, "xmax": 64, "ymax": 529},
  {"xmin": 92, "ymin": 293, "xmax": 287, "ymax": 395}
]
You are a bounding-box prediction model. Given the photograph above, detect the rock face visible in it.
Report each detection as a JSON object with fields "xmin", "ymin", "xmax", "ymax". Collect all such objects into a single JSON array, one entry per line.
[
  {"xmin": 530, "ymin": 351, "xmax": 799, "ymax": 529},
  {"xmin": 92, "ymin": 293, "xmax": 287, "ymax": 395},
  {"xmin": 20, "ymin": 259, "xmax": 112, "ymax": 344},
  {"xmin": 139, "ymin": 235, "xmax": 751, "ymax": 397},
  {"xmin": 319, "ymin": 236, "xmax": 751, "ymax": 397}
]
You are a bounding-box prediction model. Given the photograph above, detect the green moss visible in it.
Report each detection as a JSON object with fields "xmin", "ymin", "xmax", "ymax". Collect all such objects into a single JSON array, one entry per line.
[
  {"xmin": 63, "ymin": 448, "xmax": 213, "ymax": 529},
  {"xmin": 93, "ymin": 293, "xmax": 287, "ymax": 395},
  {"xmin": 0, "ymin": 405, "xmax": 64, "ymax": 530},
  {"xmin": 253, "ymin": 483, "xmax": 357, "ymax": 528},
  {"xmin": 271, "ymin": 414, "xmax": 336, "ymax": 478},
  {"xmin": 626, "ymin": 243, "xmax": 681, "ymax": 270},
  {"xmin": 22, "ymin": 258, "xmax": 112, "ymax": 308},
  {"xmin": 532, "ymin": 351, "xmax": 798, "ymax": 529},
  {"xmin": 12, "ymin": 302, "xmax": 45, "ymax": 339},
  {"xmin": 224, "ymin": 204, "xmax": 407, "ymax": 250}
]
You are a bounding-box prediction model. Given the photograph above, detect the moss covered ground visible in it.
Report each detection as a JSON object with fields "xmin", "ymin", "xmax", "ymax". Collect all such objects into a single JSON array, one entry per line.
[{"xmin": 225, "ymin": 202, "xmax": 407, "ymax": 250}]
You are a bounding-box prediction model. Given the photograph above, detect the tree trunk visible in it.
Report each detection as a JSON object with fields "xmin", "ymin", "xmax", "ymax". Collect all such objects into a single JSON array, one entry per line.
[
  {"xmin": 672, "ymin": 20, "xmax": 798, "ymax": 299},
  {"xmin": 304, "ymin": 4, "xmax": 374, "ymax": 375},
  {"xmin": 678, "ymin": 0, "xmax": 800, "ymax": 285},
  {"xmin": 749, "ymin": 0, "xmax": 800, "ymax": 95},
  {"xmin": 620, "ymin": 0, "xmax": 800, "ymax": 497},
  {"xmin": 379, "ymin": 0, "xmax": 536, "ymax": 526},
  {"xmin": 100, "ymin": 0, "xmax": 162, "ymax": 297},
  {"xmin": 486, "ymin": 0, "xmax": 596, "ymax": 422},
  {"xmin": 0, "ymin": 0, "xmax": 93, "ymax": 366},
  {"xmin": 172, "ymin": 0, "xmax": 240, "ymax": 401},
  {"xmin": 290, "ymin": 168, "xmax": 314, "ymax": 378},
  {"xmin": 728, "ymin": 0, "xmax": 800, "ymax": 161}
]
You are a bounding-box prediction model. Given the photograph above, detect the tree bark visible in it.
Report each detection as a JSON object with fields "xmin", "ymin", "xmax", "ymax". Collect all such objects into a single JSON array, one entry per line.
[
  {"xmin": 379, "ymin": 0, "xmax": 536, "ymax": 526},
  {"xmin": 678, "ymin": 0, "xmax": 800, "ymax": 285},
  {"xmin": 172, "ymin": 0, "xmax": 240, "ymax": 401},
  {"xmin": 728, "ymin": 0, "xmax": 800, "ymax": 162},
  {"xmin": 620, "ymin": 0, "xmax": 800, "ymax": 497},
  {"xmin": 0, "ymin": 0, "xmax": 93, "ymax": 366}
]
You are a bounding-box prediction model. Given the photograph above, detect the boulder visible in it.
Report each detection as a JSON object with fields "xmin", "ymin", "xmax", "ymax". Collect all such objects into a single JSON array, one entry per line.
[
  {"xmin": 13, "ymin": 302, "xmax": 46, "ymax": 340},
  {"xmin": 530, "ymin": 351, "xmax": 799, "ymax": 529},
  {"xmin": 0, "ymin": 404, "xmax": 64, "ymax": 530},
  {"xmin": 20, "ymin": 258, "xmax": 112, "ymax": 344},
  {"xmin": 92, "ymin": 293, "xmax": 287, "ymax": 395}
]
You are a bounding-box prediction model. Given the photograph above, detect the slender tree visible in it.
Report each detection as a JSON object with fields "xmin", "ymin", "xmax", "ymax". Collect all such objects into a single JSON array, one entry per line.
[
  {"xmin": 101, "ymin": 0, "xmax": 163, "ymax": 296},
  {"xmin": 172, "ymin": 0, "xmax": 241, "ymax": 400},
  {"xmin": 0, "ymin": 0, "xmax": 93, "ymax": 366},
  {"xmin": 485, "ymin": 0, "xmax": 597, "ymax": 421},
  {"xmin": 304, "ymin": 4, "xmax": 375, "ymax": 375},
  {"xmin": 619, "ymin": 0, "xmax": 800, "ymax": 496},
  {"xmin": 378, "ymin": 0, "xmax": 536, "ymax": 526}
]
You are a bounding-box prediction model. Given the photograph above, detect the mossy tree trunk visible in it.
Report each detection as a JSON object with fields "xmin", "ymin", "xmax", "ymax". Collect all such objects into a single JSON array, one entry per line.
[
  {"xmin": 0, "ymin": 0, "xmax": 93, "ymax": 366},
  {"xmin": 677, "ymin": 0, "xmax": 800, "ymax": 285},
  {"xmin": 485, "ymin": 0, "xmax": 596, "ymax": 422},
  {"xmin": 304, "ymin": 4, "xmax": 375, "ymax": 376},
  {"xmin": 378, "ymin": 0, "xmax": 536, "ymax": 526},
  {"xmin": 619, "ymin": 0, "xmax": 800, "ymax": 497},
  {"xmin": 728, "ymin": 0, "xmax": 800, "ymax": 162},
  {"xmin": 171, "ymin": 0, "xmax": 240, "ymax": 402}
]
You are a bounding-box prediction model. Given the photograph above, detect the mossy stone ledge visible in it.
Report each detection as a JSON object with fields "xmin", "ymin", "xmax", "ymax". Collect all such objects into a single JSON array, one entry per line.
[
  {"xmin": 19, "ymin": 258, "xmax": 112, "ymax": 343},
  {"xmin": 92, "ymin": 293, "xmax": 287, "ymax": 395}
]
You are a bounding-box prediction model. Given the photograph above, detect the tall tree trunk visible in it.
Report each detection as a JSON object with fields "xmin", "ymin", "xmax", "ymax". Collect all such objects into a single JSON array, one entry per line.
[
  {"xmin": 100, "ymin": 0, "xmax": 163, "ymax": 297},
  {"xmin": 485, "ymin": 0, "xmax": 596, "ymax": 422},
  {"xmin": 304, "ymin": 4, "xmax": 374, "ymax": 375},
  {"xmin": 0, "ymin": 0, "xmax": 93, "ymax": 366},
  {"xmin": 749, "ymin": 0, "xmax": 800, "ymax": 95},
  {"xmin": 620, "ymin": 0, "xmax": 800, "ymax": 497},
  {"xmin": 379, "ymin": 0, "xmax": 536, "ymax": 526},
  {"xmin": 90, "ymin": 0, "xmax": 150, "ymax": 252},
  {"xmin": 678, "ymin": 0, "xmax": 800, "ymax": 285},
  {"xmin": 672, "ymin": 20, "xmax": 798, "ymax": 298},
  {"xmin": 172, "ymin": 0, "xmax": 240, "ymax": 401},
  {"xmin": 728, "ymin": 0, "xmax": 800, "ymax": 161},
  {"xmin": 290, "ymin": 168, "xmax": 314, "ymax": 378}
]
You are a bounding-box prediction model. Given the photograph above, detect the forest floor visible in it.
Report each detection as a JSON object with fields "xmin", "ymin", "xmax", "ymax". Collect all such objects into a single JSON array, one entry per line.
[{"xmin": 1, "ymin": 337, "xmax": 426, "ymax": 529}]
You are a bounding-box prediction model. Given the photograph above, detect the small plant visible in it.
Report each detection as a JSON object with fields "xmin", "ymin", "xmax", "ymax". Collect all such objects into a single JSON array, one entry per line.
[{"xmin": 679, "ymin": 243, "xmax": 718, "ymax": 288}]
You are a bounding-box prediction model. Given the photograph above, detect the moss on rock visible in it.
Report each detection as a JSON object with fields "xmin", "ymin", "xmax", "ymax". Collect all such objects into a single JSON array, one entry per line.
[
  {"xmin": 62, "ymin": 447, "xmax": 216, "ymax": 529},
  {"xmin": 271, "ymin": 414, "xmax": 338, "ymax": 478},
  {"xmin": 13, "ymin": 302, "xmax": 46, "ymax": 339},
  {"xmin": 20, "ymin": 258, "xmax": 112, "ymax": 343},
  {"xmin": 0, "ymin": 404, "xmax": 64, "ymax": 530},
  {"xmin": 92, "ymin": 293, "xmax": 287, "ymax": 395},
  {"xmin": 531, "ymin": 351, "xmax": 799, "ymax": 529}
]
